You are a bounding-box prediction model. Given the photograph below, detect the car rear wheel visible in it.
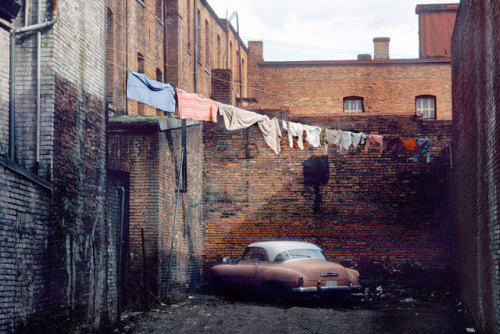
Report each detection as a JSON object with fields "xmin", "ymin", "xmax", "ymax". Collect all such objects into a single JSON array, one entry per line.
[{"xmin": 264, "ymin": 281, "xmax": 290, "ymax": 305}]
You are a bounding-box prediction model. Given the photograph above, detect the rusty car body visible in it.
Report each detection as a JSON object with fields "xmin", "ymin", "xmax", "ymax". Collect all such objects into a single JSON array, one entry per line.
[{"xmin": 210, "ymin": 241, "xmax": 364, "ymax": 301}]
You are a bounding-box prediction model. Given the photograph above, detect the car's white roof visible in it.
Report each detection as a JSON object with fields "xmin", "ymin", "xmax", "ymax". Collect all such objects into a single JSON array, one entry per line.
[{"xmin": 247, "ymin": 241, "xmax": 322, "ymax": 262}]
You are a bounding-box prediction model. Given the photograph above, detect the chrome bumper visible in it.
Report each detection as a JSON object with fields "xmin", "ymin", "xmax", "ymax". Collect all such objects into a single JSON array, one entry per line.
[{"xmin": 292, "ymin": 285, "xmax": 364, "ymax": 294}]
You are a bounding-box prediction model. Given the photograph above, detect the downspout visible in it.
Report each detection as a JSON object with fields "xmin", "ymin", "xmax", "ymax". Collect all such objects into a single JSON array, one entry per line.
[
  {"xmin": 9, "ymin": 0, "xmax": 58, "ymax": 162},
  {"xmin": 193, "ymin": 0, "xmax": 197, "ymax": 91},
  {"xmin": 162, "ymin": 0, "xmax": 168, "ymax": 85},
  {"xmin": 181, "ymin": 0, "xmax": 197, "ymax": 192},
  {"xmin": 225, "ymin": 11, "xmax": 229, "ymax": 69},
  {"xmin": 117, "ymin": 186, "xmax": 126, "ymax": 317}
]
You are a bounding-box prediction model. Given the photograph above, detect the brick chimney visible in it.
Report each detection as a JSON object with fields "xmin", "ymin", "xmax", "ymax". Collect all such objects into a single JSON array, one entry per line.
[{"xmin": 373, "ymin": 37, "xmax": 390, "ymax": 59}]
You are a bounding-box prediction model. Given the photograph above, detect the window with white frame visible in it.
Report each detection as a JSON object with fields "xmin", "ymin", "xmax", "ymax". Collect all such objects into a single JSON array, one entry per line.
[
  {"xmin": 343, "ymin": 97, "xmax": 364, "ymax": 113},
  {"xmin": 416, "ymin": 96, "xmax": 436, "ymax": 119}
]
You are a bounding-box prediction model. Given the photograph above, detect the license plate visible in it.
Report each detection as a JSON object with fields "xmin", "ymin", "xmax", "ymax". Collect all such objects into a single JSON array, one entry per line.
[{"xmin": 325, "ymin": 280, "xmax": 337, "ymax": 287}]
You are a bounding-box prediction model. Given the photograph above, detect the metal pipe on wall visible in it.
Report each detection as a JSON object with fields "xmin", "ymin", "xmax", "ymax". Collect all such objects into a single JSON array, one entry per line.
[
  {"xmin": 117, "ymin": 186, "xmax": 126, "ymax": 315},
  {"xmin": 36, "ymin": 0, "xmax": 41, "ymax": 167},
  {"xmin": 8, "ymin": 0, "xmax": 57, "ymax": 162}
]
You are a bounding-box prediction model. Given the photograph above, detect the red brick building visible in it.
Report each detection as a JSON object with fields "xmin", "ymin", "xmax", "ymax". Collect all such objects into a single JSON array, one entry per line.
[
  {"xmin": 451, "ymin": 1, "xmax": 500, "ymax": 333},
  {"xmin": 0, "ymin": 0, "xmax": 461, "ymax": 331},
  {"xmin": 247, "ymin": 39, "xmax": 453, "ymax": 120},
  {"xmin": 106, "ymin": 0, "xmax": 249, "ymax": 301},
  {"xmin": 202, "ymin": 4, "xmax": 458, "ymax": 285},
  {"xmin": 245, "ymin": 4, "xmax": 458, "ymax": 121}
]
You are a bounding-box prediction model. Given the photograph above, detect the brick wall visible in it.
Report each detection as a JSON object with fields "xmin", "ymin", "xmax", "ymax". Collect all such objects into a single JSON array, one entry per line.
[
  {"xmin": 0, "ymin": 0, "xmax": 120, "ymax": 330},
  {"xmin": 247, "ymin": 42, "xmax": 452, "ymax": 120},
  {"xmin": 451, "ymin": 1, "xmax": 500, "ymax": 333},
  {"xmin": 50, "ymin": 74, "xmax": 117, "ymax": 330},
  {"xmin": 108, "ymin": 120, "xmax": 205, "ymax": 298},
  {"xmin": 0, "ymin": 28, "xmax": 9, "ymax": 155},
  {"xmin": 203, "ymin": 113, "xmax": 453, "ymax": 285},
  {"xmin": 0, "ymin": 170, "xmax": 51, "ymax": 332},
  {"xmin": 166, "ymin": 0, "xmax": 247, "ymax": 97}
]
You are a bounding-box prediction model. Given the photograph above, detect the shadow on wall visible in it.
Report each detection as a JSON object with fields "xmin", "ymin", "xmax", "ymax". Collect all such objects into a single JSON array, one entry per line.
[{"xmin": 203, "ymin": 139, "xmax": 452, "ymax": 286}]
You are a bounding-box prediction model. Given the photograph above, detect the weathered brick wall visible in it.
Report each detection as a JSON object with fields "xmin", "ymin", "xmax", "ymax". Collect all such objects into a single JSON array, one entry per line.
[
  {"xmin": 0, "ymin": 170, "xmax": 51, "ymax": 332},
  {"xmin": 203, "ymin": 113, "xmax": 453, "ymax": 285},
  {"xmin": 50, "ymin": 73, "xmax": 117, "ymax": 330},
  {"xmin": 158, "ymin": 125, "xmax": 204, "ymax": 294},
  {"xmin": 247, "ymin": 42, "xmax": 452, "ymax": 120},
  {"xmin": 110, "ymin": 0, "xmax": 166, "ymax": 117},
  {"xmin": 108, "ymin": 121, "xmax": 205, "ymax": 298},
  {"xmin": 451, "ymin": 1, "xmax": 500, "ymax": 333},
  {"xmin": 166, "ymin": 0, "xmax": 247, "ymax": 98},
  {"xmin": 1, "ymin": 0, "xmax": 118, "ymax": 331},
  {"xmin": 0, "ymin": 28, "xmax": 9, "ymax": 155}
]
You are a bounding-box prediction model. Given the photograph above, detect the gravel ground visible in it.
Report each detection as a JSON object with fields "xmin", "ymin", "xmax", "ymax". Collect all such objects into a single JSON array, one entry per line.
[{"xmin": 115, "ymin": 290, "xmax": 477, "ymax": 334}]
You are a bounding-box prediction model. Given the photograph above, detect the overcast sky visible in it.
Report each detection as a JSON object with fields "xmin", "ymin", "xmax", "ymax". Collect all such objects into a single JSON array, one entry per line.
[{"xmin": 207, "ymin": 0, "xmax": 459, "ymax": 61}]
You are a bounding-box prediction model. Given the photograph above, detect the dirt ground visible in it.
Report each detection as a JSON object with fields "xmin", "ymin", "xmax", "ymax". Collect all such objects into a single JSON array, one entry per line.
[{"xmin": 115, "ymin": 288, "xmax": 477, "ymax": 334}]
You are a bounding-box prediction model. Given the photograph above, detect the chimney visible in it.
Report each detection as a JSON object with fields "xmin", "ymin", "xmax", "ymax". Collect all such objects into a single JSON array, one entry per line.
[
  {"xmin": 357, "ymin": 54, "xmax": 372, "ymax": 61},
  {"xmin": 373, "ymin": 37, "xmax": 390, "ymax": 59}
]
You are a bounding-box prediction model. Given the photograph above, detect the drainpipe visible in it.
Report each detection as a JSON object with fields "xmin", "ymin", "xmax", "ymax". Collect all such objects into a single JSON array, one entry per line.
[
  {"xmin": 117, "ymin": 186, "xmax": 126, "ymax": 316},
  {"xmin": 225, "ymin": 11, "xmax": 229, "ymax": 69},
  {"xmin": 9, "ymin": 0, "xmax": 58, "ymax": 162},
  {"xmin": 193, "ymin": 0, "xmax": 197, "ymax": 90},
  {"xmin": 229, "ymin": 11, "xmax": 242, "ymax": 99}
]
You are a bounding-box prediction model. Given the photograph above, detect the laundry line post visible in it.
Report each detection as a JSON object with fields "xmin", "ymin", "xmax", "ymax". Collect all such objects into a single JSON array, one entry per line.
[{"xmin": 166, "ymin": 147, "xmax": 185, "ymax": 298}]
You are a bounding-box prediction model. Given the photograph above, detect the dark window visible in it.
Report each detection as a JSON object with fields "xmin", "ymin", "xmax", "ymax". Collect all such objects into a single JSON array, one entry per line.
[
  {"xmin": 217, "ymin": 35, "xmax": 221, "ymax": 67},
  {"xmin": 205, "ymin": 19, "xmax": 210, "ymax": 66},
  {"xmin": 156, "ymin": 68, "xmax": 162, "ymax": 115},
  {"xmin": 137, "ymin": 53, "xmax": 145, "ymax": 115}
]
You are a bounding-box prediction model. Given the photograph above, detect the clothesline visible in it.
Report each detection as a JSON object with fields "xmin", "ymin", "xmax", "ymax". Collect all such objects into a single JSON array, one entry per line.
[{"xmin": 126, "ymin": 70, "xmax": 431, "ymax": 162}]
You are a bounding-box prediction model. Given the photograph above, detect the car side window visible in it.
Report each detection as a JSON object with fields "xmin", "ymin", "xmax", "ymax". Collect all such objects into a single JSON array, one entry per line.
[
  {"xmin": 274, "ymin": 251, "xmax": 290, "ymax": 262},
  {"xmin": 243, "ymin": 247, "xmax": 269, "ymax": 262}
]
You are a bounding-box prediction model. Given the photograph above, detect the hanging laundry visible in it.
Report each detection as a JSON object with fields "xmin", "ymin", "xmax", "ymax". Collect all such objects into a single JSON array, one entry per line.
[
  {"xmin": 218, "ymin": 103, "xmax": 268, "ymax": 130},
  {"xmin": 415, "ymin": 138, "xmax": 431, "ymax": 163},
  {"xmin": 176, "ymin": 88, "xmax": 218, "ymax": 122},
  {"xmin": 384, "ymin": 136, "xmax": 404, "ymax": 155},
  {"xmin": 126, "ymin": 71, "xmax": 176, "ymax": 112},
  {"xmin": 341, "ymin": 131, "xmax": 353, "ymax": 151},
  {"xmin": 282, "ymin": 120, "xmax": 305, "ymax": 150},
  {"xmin": 324, "ymin": 129, "xmax": 342, "ymax": 154},
  {"xmin": 363, "ymin": 134, "xmax": 386, "ymax": 154},
  {"xmin": 258, "ymin": 117, "xmax": 282, "ymax": 155},
  {"xmin": 304, "ymin": 125, "xmax": 322, "ymax": 148},
  {"xmin": 400, "ymin": 138, "xmax": 421, "ymax": 152},
  {"xmin": 352, "ymin": 132, "xmax": 367, "ymax": 148}
]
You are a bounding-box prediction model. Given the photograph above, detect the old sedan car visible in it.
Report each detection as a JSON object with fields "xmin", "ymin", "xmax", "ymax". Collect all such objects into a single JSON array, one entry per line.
[{"xmin": 210, "ymin": 241, "xmax": 364, "ymax": 302}]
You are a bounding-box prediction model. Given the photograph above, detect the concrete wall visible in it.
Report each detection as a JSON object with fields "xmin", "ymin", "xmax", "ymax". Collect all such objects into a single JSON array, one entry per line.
[
  {"xmin": 247, "ymin": 42, "xmax": 452, "ymax": 120},
  {"xmin": 451, "ymin": 1, "xmax": 500, "ymax": 333},
  {"xmin": 203, "ymin": 112, "xmax": 453, "ymax": 286}
]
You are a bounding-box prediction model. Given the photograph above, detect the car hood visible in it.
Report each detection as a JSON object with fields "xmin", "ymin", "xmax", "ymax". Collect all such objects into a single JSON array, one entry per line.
[{"xmin": 281, "ymin": 259, "xmax": 351, "ymax": 280}]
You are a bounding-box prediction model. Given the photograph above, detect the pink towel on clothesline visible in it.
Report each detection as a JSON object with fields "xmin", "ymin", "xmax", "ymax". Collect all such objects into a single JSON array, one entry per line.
[
  {"xmin": 363, "ymin": 134, "xmax": 385, "ymax": 154},
  {"xmin": 176, "ymin": 88, "xmax": 218, "ymax": 122}
]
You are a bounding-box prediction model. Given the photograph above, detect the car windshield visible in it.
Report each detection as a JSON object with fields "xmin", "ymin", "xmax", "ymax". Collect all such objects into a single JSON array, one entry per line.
[{"xmin": 274, "ymin": 249, "xmax": 326, "ymax": 262}]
